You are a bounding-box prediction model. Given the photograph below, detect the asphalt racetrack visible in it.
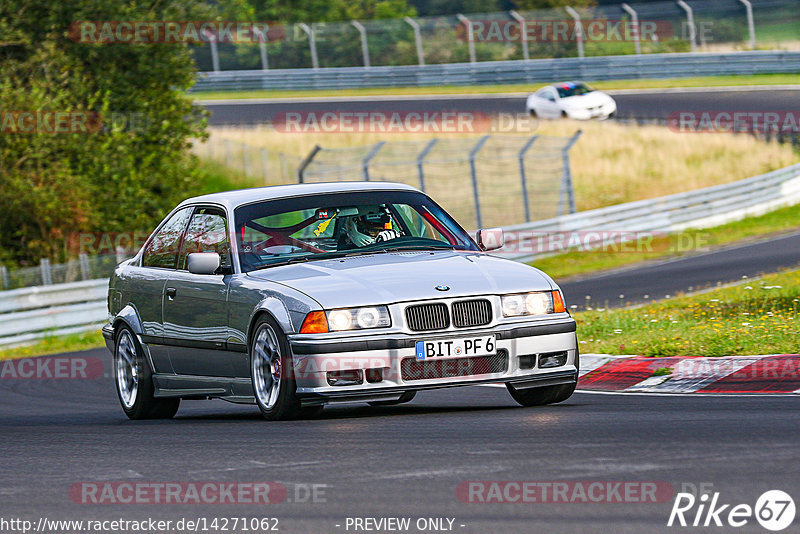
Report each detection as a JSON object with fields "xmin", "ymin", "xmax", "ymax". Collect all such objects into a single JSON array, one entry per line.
[
  {"xmin": 1, "ymin": 354, "xmax": 799, "ymax": 533},
  {"xmin": 199, "ymin": 88, "xmax": 800, "ymax": 125}
]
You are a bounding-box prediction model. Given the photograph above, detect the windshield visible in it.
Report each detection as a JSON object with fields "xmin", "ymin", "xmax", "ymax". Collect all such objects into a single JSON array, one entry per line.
[
  {"xmin": 555, "ymin": 82, "xmax": 594, "ymax": 98},
  {"xmin": 234, "ymin": 190, "xmax": 479, "ymax": 272}
]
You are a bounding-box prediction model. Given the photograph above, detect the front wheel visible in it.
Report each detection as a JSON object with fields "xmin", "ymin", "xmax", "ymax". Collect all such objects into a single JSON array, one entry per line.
[
  {"xmin": 114, "ymin": 326, "xmax": 179, "ymax": 420},
  {"xmin": 250, "ymin": 316, "xmax": 321, "ymax": 420},
  {"xmin": 506, "ymin": 382, "xmax": 576, "ymax": 407}
]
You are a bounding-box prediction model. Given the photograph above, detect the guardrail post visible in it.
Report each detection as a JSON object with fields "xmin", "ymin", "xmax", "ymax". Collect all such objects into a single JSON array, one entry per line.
[
  {"xmin": 456, "ymin": 14, "xmax": 477, "ymax": 63},
  {"xmin": 518, "ymin": 135, "xmax": 539, "ymax": 222},
  {"xmin": 621, "ymin": 3, "xmax": 641, "ymax": 55},
  {"xmin": 79, "ymin": 253, "xmax": 90, "ymax": 280},
  {"xmin": 469, "ymin": 135, "xmax": 491, "ymax": 229},
  {"xmin": 362, "ymin": 142, "xmax": 385, "ymax": 181},
  {"xmin": 351, "ymin": 21, "xmax": 371, "ymax": 68},
  {"xmin": 738, "ymin": 0, "xmax": 756, "ymax": 50},
  {"xmin": 404, "ymin": 17, "xmax": 425, "ymax": 66},
  {"xmin": 565, "ymin": 7, "xmax": 585, "ymax": 59},
  {"xmin": 261, "ymin": 148, "xmax": 269, "ymax": 183},
  {"xmin": 677, "ymin": 0, "xmax": 697, "ymax": 52},
  {"xmin": 509, "ymin": 10, "xmax": 530, "ymax": 61},
  {"xmin": 559, "ymin": 131, "xmax": 582, "ymax": 215},
  {"xmin": 0, "ymin": 266, "xmax": 9, "ymax": 290},
  {"xmin": 416, "ymin": 139, "xmax": 438, "ymax": 192},
  {"xmin": 297, "ymin": 145, "xmax": 322, "ymax": 183},
  {"xmin": 298, "ymin": 23, "xmax": 320, "ymax": 69},
  {"xmin": 253, "ymin": 26, "xmax": 270, "ymax": 69},
  {"xmin": 40, "ymin": 258, "xmax": 52, "ymax": 286},
  {"xmin": 203, "ymin": 29, "xmax": 221, "ymax": 72}
]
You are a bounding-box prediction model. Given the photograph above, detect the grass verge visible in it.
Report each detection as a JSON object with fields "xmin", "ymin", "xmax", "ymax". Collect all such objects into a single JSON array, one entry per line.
[
  {"xmin": 534, "ymin": 203, "xmax": 800, "ymax": 281},
  {"xmin": 575, "ymin": 269, "xmax": 800, "ymax": 357},
  {"xmin": 0, "ymin": 330, "xmax": 105, "ymax": 361},
  {"xmin": 190, "ymin": 73, "xmax": 800, "ymax": 101}
]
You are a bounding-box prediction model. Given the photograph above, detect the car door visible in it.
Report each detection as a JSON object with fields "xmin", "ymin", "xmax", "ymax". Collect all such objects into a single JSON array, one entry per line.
[
  {"xmin": 163, "ymin": 205, "xmax": 236, "ymax": 377},
  {"xmin": 539, "ymin": 87, "xmax": 561, "ymax": 119},
  {"xmin": 134, "ymin": 206, "xmax": 194, "ymax": 373}
]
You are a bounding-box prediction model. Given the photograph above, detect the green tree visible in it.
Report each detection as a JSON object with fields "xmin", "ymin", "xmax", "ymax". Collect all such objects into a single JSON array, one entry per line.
[{"xmin": 0, "ymin": 0, "xmax": 208, "ymax": 265}]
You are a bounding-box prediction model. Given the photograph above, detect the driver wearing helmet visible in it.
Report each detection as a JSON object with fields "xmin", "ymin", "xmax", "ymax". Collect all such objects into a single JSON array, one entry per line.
[{"xmin": 343, "ymin": 208, "xmax": 402, "ymax": 248}]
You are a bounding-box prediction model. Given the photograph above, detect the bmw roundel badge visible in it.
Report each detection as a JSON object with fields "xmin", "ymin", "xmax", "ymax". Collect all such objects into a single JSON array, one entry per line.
[{"xmin": 435, "ymin": 285, "xmax": 450, "ymax": 292}]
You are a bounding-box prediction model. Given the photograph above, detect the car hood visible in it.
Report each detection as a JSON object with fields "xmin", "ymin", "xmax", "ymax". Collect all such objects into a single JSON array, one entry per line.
[
  {"xmin": 246, "ymin": 251, "xmax": 555, "ymax": 309},
  {"xmin": 561, "ymin": 91, "xmax": 612, "ymax": 109}
]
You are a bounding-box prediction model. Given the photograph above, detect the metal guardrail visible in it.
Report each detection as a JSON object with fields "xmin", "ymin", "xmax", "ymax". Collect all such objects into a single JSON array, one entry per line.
[
  {"xmin": 496, "ymin": 162, "xmax": 800, "ymax": 262},
  {"xmin": 0, "ymin": 280, "xmax": 108, "ymax": 347},
  {"xmin": 1, "ymin": 162, "xmax": 799, "ymax": 347},
  {"xmin": 191, "ymin": 51, "xmax": 800, "ymax": 92}
]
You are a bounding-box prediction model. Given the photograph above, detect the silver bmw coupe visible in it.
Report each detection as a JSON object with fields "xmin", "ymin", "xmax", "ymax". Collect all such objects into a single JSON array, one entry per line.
[{"xmin": 104, "ymin": 182, "xmax": 578, "ymax": 420}]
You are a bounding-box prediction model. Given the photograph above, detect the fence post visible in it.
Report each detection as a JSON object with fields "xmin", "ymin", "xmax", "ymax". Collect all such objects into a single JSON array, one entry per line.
[
  {"xmin": 254, "ymin": 26, "xmax": 270, "ymax": 69},
  {"xmin": 0, "ymin": 265, "xmax": 8, "ymax": 290},
  {"xmin": 203, "ymin": 29, "xmax": 220, "ymax": 72},
  {"xmin": 404, "ymin": 17, "xmax": 425, "ymax": 66},
  {"xmin": 469, "ymin": 135, "xmax": 491, "ymax": 229},
  {"xmin": 40, "ymin": 258, "xmax": 52, "ymax": 286},
  {"xmin": 416, "ymin": 139, "xmax": 438, "ymax": 192},
  {"xmin": 565, "ymin": 7, "xmax": 585, "ymax": 59},
  {"xmin": 559, "ymin": 130, "xmax": 582, "ymax": 216},
  {"xmin": 261, "ymin": 148, "xmax": 269, "ymax": 183},
  {"xmin": 621, "ymin": 3, "xmax": 641, "ymax": 55},
  {"xmin": 79, "ymin": 253, "xmax": 90, "ymax": 280},
  {"xmin": 362, "ymin": 142, "xmax": 385, "ymax": 181},
  {"xmin": 509, "ymin": 11, "xmax": 530, "ymax": 61},
  {"xmin": 518, "ymin": 135, "xmax": 539, "ymax": 222},
  {"xmin": 456, "ymin": 14, "xmax": 477, "ymax": 63},
  {"xmin": 677, "ymin": 0, "xmax": 697, "ymax": 52},
  {"xmin": 298, "ymin": 23, "xmax": 320, "ymax": 69},
  {"xmin": 351, "ymin": 21, "xmax": 370, "ymax": 68},
  {"xmin": 738, "ymin": 0, "xmax": 756, "ymax": 50},
  {"xmin": 224, "ymin": 139, "xmax": 232, "ymax": 167},
  {"xmin": 116, "ymin": 246, "xmax": 126, "ymax": 265},
  {"xmin": 298, "ymin": 145, "xmax": 322, "ymax": 183}
]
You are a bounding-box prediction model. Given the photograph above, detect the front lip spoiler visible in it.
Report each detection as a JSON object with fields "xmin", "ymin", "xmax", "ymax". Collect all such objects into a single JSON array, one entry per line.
[
  {"xmin": 299, "ymin": 369, "xmax": 577, "ymax": 407},
  {"xmin": 290, "ymin": 318, "xmax": 576, "ymax": 355}
]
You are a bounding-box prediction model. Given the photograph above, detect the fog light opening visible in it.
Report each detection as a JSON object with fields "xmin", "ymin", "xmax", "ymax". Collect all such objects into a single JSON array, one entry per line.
[
  {"xmin": 538, "ymin": 352, "xmax": 568, "ymax": 369},
  {"xmin": 365, "ymin": 368, "xmax": 383, "ymax": 383},
  {"xmin": 326, "ymin": 370, "xmax": 363, "ymax": 387}
]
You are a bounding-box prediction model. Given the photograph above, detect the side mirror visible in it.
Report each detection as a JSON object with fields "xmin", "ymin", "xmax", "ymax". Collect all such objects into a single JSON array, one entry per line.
[
  {"xmin": 476, "ymin": 228, "xmax": 504, "ymax": 252},
  {"xmin": 187, "ymin": 252, "xmax": 221, "ymax": 275}
]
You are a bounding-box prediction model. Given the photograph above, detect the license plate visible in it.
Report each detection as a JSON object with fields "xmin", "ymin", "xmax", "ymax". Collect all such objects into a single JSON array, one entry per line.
[{"xmin": 415, "ymin": 335, "xmax": 496, "ymax": 361}]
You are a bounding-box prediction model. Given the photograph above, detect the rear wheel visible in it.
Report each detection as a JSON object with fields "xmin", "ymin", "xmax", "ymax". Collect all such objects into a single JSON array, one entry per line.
[
  {"xmin": 251, "ymin": 316, "xmax": 321, "ymax": 420},
  {"xmin": 114, "ymin": 326, "xmax": 180, "ymax": 420},
  {"xmin": 368, "ymin": 391, "xmax": 416, "ymax": 407},
  {"xmin": 506, "ymin": 382, "xmax": 576, "ymax": 407}
]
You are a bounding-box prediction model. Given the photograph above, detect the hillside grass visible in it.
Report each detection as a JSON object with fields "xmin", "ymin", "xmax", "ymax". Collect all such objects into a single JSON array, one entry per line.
[{"xmin": 576, "ymin": 269, "xmax": 800, "ymax": 357}]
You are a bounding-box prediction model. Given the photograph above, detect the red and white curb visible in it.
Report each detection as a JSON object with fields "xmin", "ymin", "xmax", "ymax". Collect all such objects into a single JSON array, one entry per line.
[{"xmin": 580, "ymin": 354, "xmax": 800, "ymax": 394}]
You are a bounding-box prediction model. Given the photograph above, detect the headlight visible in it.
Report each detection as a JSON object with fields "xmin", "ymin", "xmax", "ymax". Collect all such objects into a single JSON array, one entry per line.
[
  {"xmin": 326, "ymin": 306, "xmax": 391, "ymax": 332},
  {"xmin": 502, "ymin": 291, "xmax": 566, "ymax": 317}
]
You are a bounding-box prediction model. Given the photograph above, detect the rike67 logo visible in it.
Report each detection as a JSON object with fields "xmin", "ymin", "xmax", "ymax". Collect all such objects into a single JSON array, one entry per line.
[{"xmin": 668, "ymin": 490, "xmax": 796, "ymax": 531}]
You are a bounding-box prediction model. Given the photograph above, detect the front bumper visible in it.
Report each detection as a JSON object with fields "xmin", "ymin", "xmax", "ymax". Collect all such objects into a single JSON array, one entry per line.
[{"xmin": 288, "ymin": 318, "xmax": 578, "ymax": 406}]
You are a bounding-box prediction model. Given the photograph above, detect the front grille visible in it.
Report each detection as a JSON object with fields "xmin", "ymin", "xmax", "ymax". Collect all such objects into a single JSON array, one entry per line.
[
  {"xmin": 401, "ymin": 350, "xmax": 508, "ymax": 381},
  {"xmin": 405, "ymin": 303, "xmax": 450, "ymax": 331},
  {"xmin": 452, "ymin": 299, "xmax": 492, "ymax": 328}
]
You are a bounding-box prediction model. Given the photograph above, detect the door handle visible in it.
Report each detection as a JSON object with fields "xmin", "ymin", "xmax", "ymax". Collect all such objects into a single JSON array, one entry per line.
[{"xmin": 166, "ymin": 287, "xmax": 177, "ymax": 300}]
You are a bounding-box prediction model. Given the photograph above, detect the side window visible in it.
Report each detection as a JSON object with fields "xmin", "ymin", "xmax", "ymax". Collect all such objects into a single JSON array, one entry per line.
[
  {"xmin": 178, "ymin": 207, "xmax": 231, "ymax": 271},
  {"xmin": 142, "ymin": 208, "xmax": 193, "ymax": 269}
]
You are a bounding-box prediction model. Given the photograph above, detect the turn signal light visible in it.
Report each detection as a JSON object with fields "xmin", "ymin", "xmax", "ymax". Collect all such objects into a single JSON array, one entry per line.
[
  {"xmin": 553, "ymin": 291, "xmax": 566, "ymax": 313},
  {"xmin": 300, "ymin": 311, "xmax": 328, "ymax": 334}
]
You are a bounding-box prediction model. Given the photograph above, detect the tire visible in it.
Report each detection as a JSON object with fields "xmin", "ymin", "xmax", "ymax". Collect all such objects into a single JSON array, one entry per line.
[
  {"xmin": 114, "ymin": 326, "xmax": 180, "ymax": 420},
  {"xmin": 368, "ymin": 391, "xmax": 416, "ymax": 407},
  {"xmin": 250, "ymin": 315, "xmax": 321, "ymax": 421},
  {"xmin": 506, "ymin": 381, "xmax": 576, "ymax": 407},
  {"xmin": 528, "ymin": 108, "xmax": 538, "ymax": 118}
]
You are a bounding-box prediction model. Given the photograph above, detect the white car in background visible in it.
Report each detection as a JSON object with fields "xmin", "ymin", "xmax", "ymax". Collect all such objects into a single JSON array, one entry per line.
[{"xmin": 526, "ymin": 82, "xmax": 617, "ymax": 120}]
